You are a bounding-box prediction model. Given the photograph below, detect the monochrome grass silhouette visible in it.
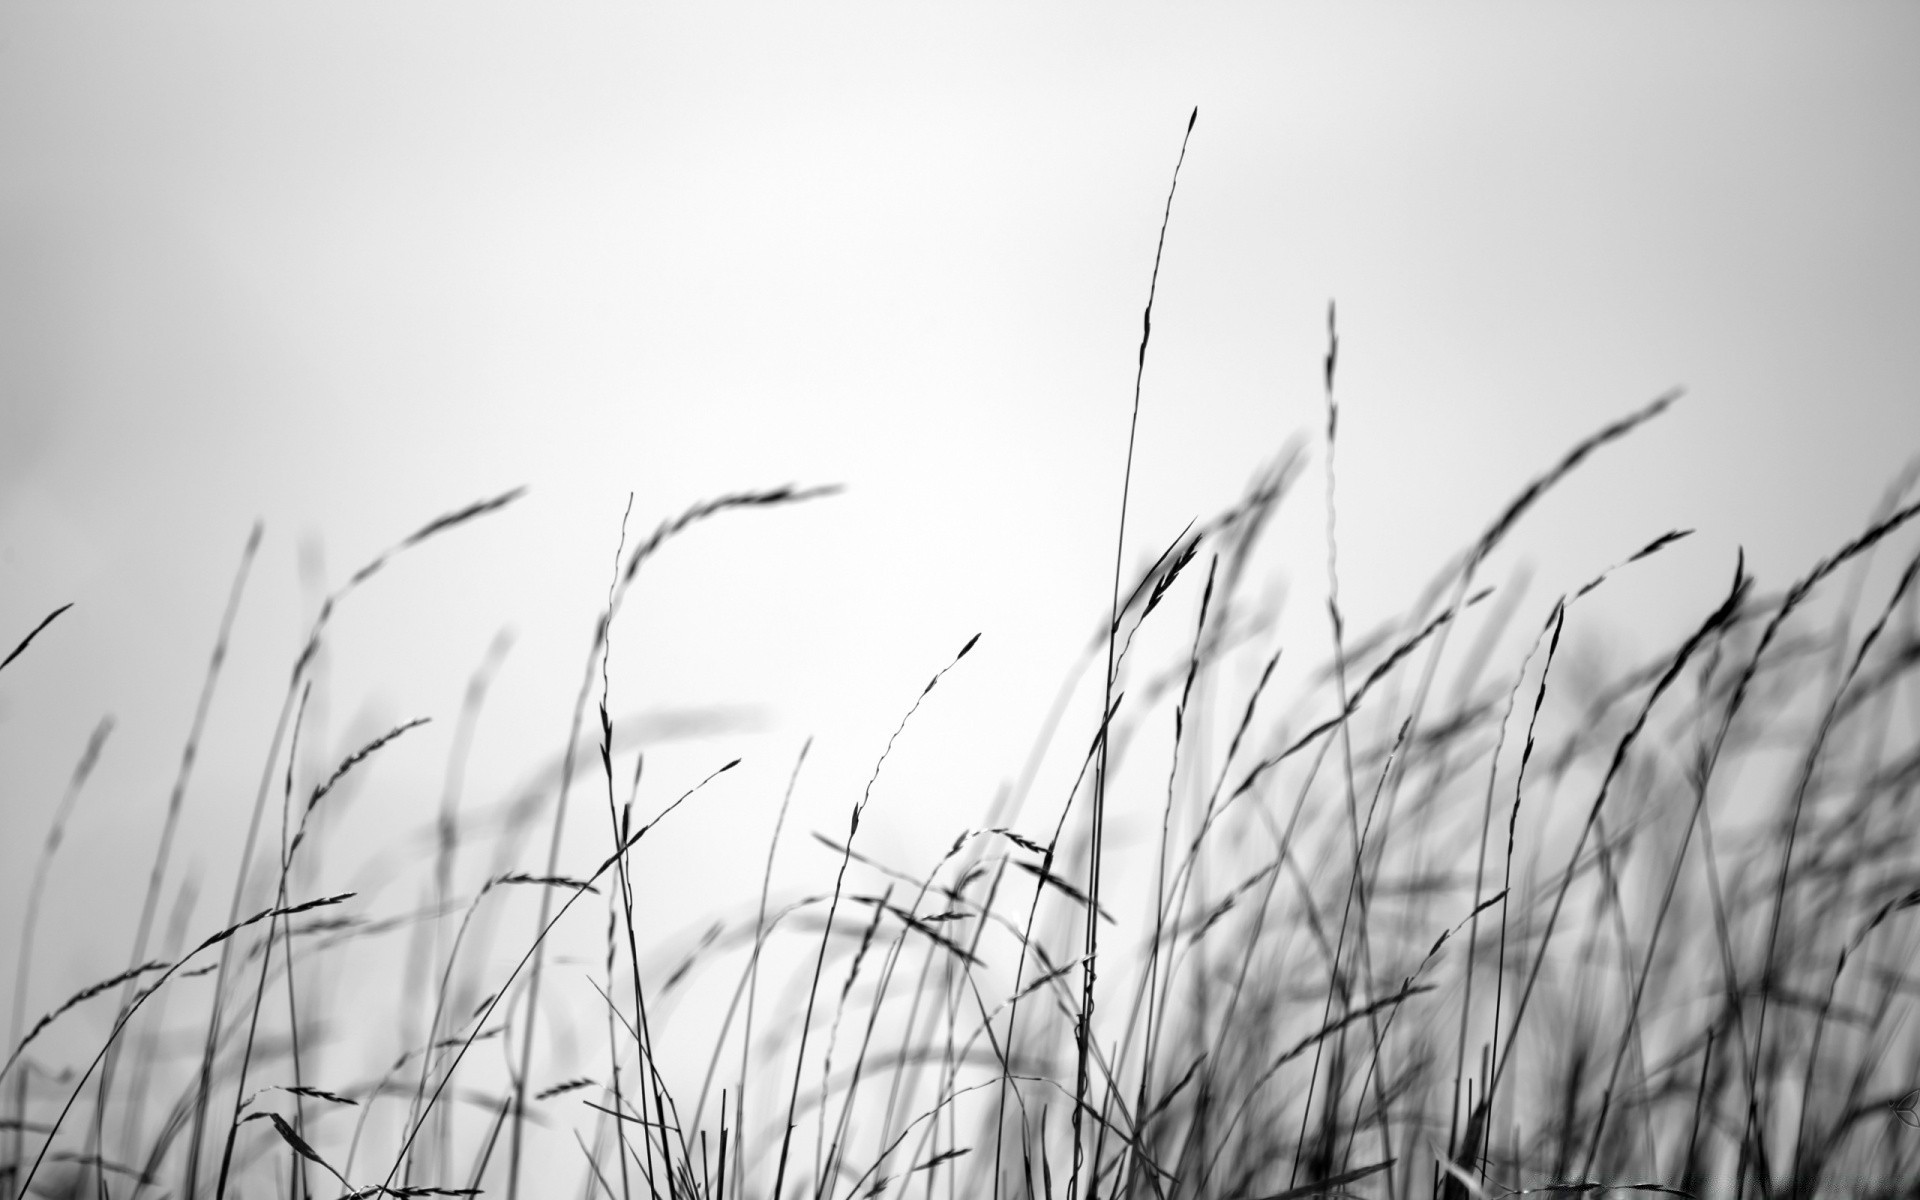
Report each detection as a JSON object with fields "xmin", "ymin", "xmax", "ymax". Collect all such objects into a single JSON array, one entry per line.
[{"xmin": 6, "ymin": 112, "xmax": 1920, "ymax": 1200}]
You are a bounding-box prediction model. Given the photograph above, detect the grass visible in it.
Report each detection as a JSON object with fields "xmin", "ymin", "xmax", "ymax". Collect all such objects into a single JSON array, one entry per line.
[{"xmin": 6, "ymin": 115, "xmax": 1920, "ymax": 1200}]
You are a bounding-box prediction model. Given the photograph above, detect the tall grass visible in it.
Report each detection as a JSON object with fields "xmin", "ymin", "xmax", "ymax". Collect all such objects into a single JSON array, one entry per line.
[{"xmin": 6, "ymin": 117, "xmax": 1920, "ymax": 1200}]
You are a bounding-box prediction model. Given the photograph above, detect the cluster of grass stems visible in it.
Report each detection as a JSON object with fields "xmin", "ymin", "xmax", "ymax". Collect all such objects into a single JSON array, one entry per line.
[{"xmin": 7, "ymin": 113, "xmax": 1920, "ymax": 1200}]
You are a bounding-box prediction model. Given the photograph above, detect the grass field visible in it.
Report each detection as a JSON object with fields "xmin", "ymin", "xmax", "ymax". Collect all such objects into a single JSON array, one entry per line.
[{"xmin": 6, "ymin": 119, "xmax": 1920, "ymax": 1200}]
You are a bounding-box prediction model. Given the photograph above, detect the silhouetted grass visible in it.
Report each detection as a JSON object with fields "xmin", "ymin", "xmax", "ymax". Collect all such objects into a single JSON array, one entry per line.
[{"xmin": 6, "ymin": 117, "xmax": 1920, "ymax": 1200}]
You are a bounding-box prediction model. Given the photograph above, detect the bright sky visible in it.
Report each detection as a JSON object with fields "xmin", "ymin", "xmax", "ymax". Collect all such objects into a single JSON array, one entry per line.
[{"xmin": 3, "ymin": 0, "xmax": 1918, "ymax": 1147}]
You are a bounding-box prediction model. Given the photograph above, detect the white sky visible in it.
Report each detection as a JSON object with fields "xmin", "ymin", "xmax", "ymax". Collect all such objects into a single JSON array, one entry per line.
[{"xmin": 3, "ymin": 0, "xmax": 1919, "ymax": 1139}]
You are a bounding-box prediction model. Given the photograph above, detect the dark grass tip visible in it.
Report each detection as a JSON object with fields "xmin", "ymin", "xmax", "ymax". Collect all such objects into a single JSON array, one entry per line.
[{"xmin": 0, "ymin": 602, "xmax": 72, "ymax": 676}]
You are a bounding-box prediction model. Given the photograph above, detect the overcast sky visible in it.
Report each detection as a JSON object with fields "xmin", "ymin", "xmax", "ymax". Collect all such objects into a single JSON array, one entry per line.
[{"xmin": 3, "ymin": 2, "xmax": 1918, "ymax": 1092}]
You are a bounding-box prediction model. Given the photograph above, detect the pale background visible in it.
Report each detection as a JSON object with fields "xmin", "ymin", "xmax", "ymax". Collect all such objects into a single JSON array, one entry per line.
[{"xmin": 2, "ymin": 0, "xmax": 1918, "ymax": 1151}]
